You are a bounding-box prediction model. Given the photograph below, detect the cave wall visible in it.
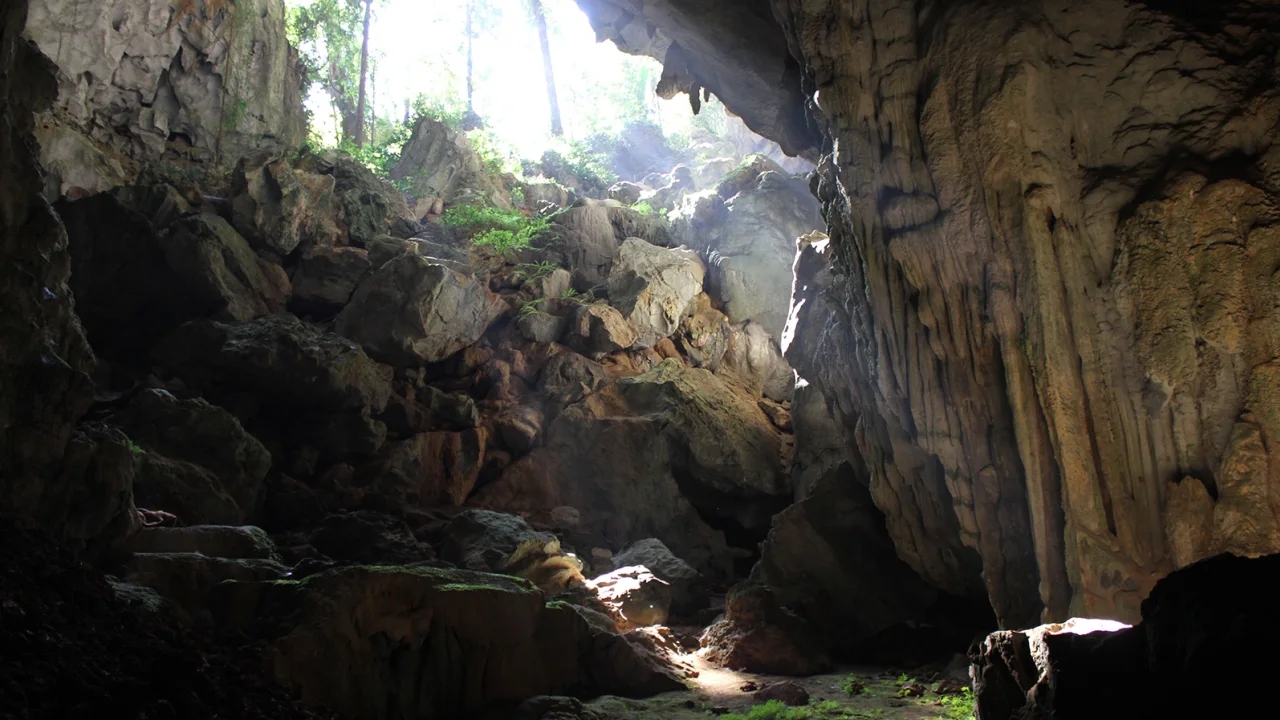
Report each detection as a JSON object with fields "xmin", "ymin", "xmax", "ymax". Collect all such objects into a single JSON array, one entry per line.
[
  {"xmin": 24, "ymin": 0, "xmax": 307, "ymax": 197},
  {"xmin": 585, "ymin": 0, "xmax": 1280, "ymax": 626}
]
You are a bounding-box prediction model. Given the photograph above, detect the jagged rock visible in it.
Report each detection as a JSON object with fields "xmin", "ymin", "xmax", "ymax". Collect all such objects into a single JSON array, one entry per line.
[
  {"xmin": 133, "ymin": 451, "xmax": 242, "ymax": 525},
  {"xmin": 163, "ymin": 213, "xmax": 290, "ymax": 321},
  {"xmin": 538, "ymin": 349, "xmax": 609, "ymax": 406},
  {"xmin": 367, "ymin": 429, "xmax": 487, "ymax": 507},
  {"xmin": 302, "ymin": 151, "xmax": 419, "ymax": 245},
  {"xmin": 110, "ymin": 388, "xmax": 271, "ymax": 520},
  {"xmin": 607, "ymin": 182, "xmax": 645, "ymax": 206},
  {"xmin": 496, "ymin": 406, "xmax": 543, "ymax": 456},
  {"xmin": 518, "ymin": 312, "xmax": 568, "ymax": 344},
  {"xmin": 607, "ymin": 238, "xmax": 705, "ymax": 348},
  {"xmin": 699, "ymin": 583, "xmax": 831, "ymax": 676},
  {"xmin": 714, "ymin": 155, "xmax": 787, "ymax": 200},
  {"xmin": 476, "ymin": 360, "xmax": 789, "ymax": 577},
  {"xmin": 440, "ymin": 509, "xmax": 585, "ymax": 593},
  {"xmin": 749, "ymin": 454, "xmax": 945, "ymax": 661},
  {"xmin": 538, "ymin": 199, "xmax": 673, "ymax": 287},
  {"xmin": 788, "ymin": 381, "xmax": 846, "ymax": 501},
  {"xmin": 566, "ymin": 304, "xmax": 639, "ymax": 355},
  {"xmin": 52, "ymin": 425, "xmax": 140, "ymax": 548},
  {"xmin": 391, "ymin": 116, "xmax": 510, "ymax": 212},
  {"xmin": 122, "ymin": 552, "xmax": 289, "ymax": 624},
  {"xmin": 693, "ymin": 170, "xmax": 821, "ymax": 340},
  {"xmin": 679, "ymin": 293, "xmax": 731, "ymax": 370},
  {"xmin": 721, "ymin": 321, "xmax": 794, "ymax": 401},
  {"xmin": 588, "ymin": 566, "xmax": 671, "ymax": 627},
  {"xmin": 230, "ymin": 152, "xmax": 339, "ymax": 256},
  {"xmin": 522, "ymin": 268, "xmax": 573, "ymax": 301},
  {"xmin": 289, "ymin": 246, "xmax": 371, "ymax": 316},
  {"xmin": 155, "ymin": 315, "xmax": 393, "ymax": 413},
  {"xmin": 381, "ymin": 386, "xmax": 479, "ymax": 438},
  {"xmin": 612, "ymin": 538, "xmax": 706, "ymax": 616},
  {"xmin": 25, "ymin": 0, "xmax": 306, "ymax": 190},
  {"xmin": 211, "ymin": 566, "xmax": 684, "ymax": 719},
  {"xmin": 335, "ymin": 254, "xmax": 505, "ymax": 366},
  {"xmin": 524, "ymin": 180, "xmax": 572, "ymax": 211},
  {"xmin": 308, "ymin": 510, "xmax": 435, "ymax": 565},
  {"xmin": 694, "ymin": 157, "xmax": 738, "ymax": 190},
  {"xmin": 754, "ymin": 682, "xmax": 810, "ymax": 707},
  {"xmin": 124, "ymin": 525, "xmax": 279, "ymax": 561}
]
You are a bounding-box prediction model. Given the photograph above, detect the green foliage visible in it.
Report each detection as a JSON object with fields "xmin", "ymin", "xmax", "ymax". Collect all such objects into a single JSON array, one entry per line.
[
  {"xmin": 125, "ymin": 440, "xmax": 143, "ymax": 455},
  {"xmin": 518, "ymin": 299, "xmax": 547, "ymax": 319},
  {"xmin": 441, "ymin": 204, "xmax": 548, "ymax": 254},
  {"xmin": 288, "ymin": 0, "xmax": 366, "ymax": 124},
  {"xmin": 842, "ymin": 676, "xmax": 866, "ymax": 696},
  {"xmin": 936, "ymin": 688, "xmax": 976, "ymax": 720},
  {"xmin": 514, "ymin": 261, "xmax": 559, "ymax": 283},
  {"xmin": 467, "ymin": 128, "xmax": 521, "ymax": 176}
]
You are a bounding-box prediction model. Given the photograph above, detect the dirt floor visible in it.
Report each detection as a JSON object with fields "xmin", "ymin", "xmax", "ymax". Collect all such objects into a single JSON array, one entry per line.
[{"xmin": 586, "ymin": 655, "xmax": 974, "ymax": 720}]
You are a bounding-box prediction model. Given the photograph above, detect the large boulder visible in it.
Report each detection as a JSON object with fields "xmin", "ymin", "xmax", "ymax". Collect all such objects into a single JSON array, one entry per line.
[
  {"xmin": 440, "ymin": 509, "xmax": 586, "ymax": 594},
  {"xmin": 475, "ymin": 360, "xmax": 789, "ymax": 577},
  {"xmin": 587, "ymin": 566, "xmax": 672, "ymax": 627},
  {"xmin": 161, "ymin": 213, "xmax": 290, "ymax": 321},
  {"xmin": 303, "ymin": 151, "xmax": 419, "ymax": 245},
  {"xmin": 365, "ymin": 429, "xmax": 488, "ymax": 507},
  {"xmin": 212, "ymin": 566, "xmax": 685, "ymax": 718},
  {"xmin": 110, "ymin": 389, "xmax": 271, "ymax": 520},
  {"xmin": 720, "ymin": 321, "xmax": 794, "ymax": 401},
  {"xmin": 565, "ymin": 304, "xmax": 639, "ymax": 355},
  {"xmin": 699, "ymin": 582, "xmax": 832, "ymax": 676},
  {"xmin": 289, "ymin": 246, "xmax": 372, "ymax": 316},
  {"xmin": 612, "ymin": 539, "xmax": 706, "ymax": 617},
  {"xmin": 606, "ymin": 238, "xmax": 704, "ymax": 348},
  {"xmin": 132, "ymin": 451, "xmax": 243, "ymax": 525},
  {"xmin": 691, "ymin": 170, "xmax": 822, "ymax": 340},
  {"xmin": 155, "ymin": 315, "xmax": 393, "ymax": 413},
  {"xmin": 230, "ymin": 152, "xmax": 339, "ymax": 257},
  {"xmin": 390, "ymin": 116, "xmax": 510, "ymax": 212},
  {"xmin": 538, "ymin": 199, "xmax": 672, "ymax": 288},
  {"xmin": 334, "ymin": 254, "xmax": 506, "ymax": 366},
  {"xmin": 307, "ymin": 511, "xmax": 436, "ymax": 565}
]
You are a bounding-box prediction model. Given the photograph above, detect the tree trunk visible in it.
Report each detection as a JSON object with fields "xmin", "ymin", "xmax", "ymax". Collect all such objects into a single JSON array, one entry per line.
[
  {"xmin": 466, "ymin": 0, "xmax": 475, "ymax": 116},
  {"xmin": 529, "ymin": 0, "xmax": 563, "ymax": 136},
  {"xmin": 355, "ymin": 0, "xmax": 373, "ymax": 147}
]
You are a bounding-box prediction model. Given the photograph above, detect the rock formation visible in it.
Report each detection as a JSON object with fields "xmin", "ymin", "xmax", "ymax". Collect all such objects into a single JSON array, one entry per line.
[{"xmin": 581, "ymin": 0, "xmax": 1280, "ymax": 630}]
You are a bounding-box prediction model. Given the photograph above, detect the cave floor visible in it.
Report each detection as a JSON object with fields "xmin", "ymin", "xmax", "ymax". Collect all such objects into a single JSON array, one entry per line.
[{"xmin": 586, "ymin": 657, "xmax": 971, "ymax": 719}]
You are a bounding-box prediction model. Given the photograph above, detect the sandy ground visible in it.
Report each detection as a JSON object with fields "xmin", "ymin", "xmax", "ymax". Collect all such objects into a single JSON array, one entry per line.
[{"xmin": 585, "ymin": 655, "xmax": 973, "ymax": 719}]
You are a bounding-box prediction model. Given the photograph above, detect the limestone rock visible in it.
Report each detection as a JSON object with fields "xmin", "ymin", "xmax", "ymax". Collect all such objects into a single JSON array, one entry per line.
[
  {"xmin": 132, "ymin": 451, "xmax": 243, "ymax": 525},
  {"xmin": 440, "ymin": 509, "xmax": 585, "ymax": 594},
  {"xmin": 211, "ymin": 566, "xmax": 684, "ymax": 718},
  {"xmin": 289, "ymin": 246, "xmax": 372, "ymax": 316},
  {"xmin": 678, "ymin": 294, "xmax": 731, "ymax": 370},
  {"xmin": 155, "ymin": 315, "xmax": 393, "ymax": 413},
  {"xmin": 566, "ymin": 304, "xmax": 639, "ymax": 355},
  {"xmin": 25, "ymin": 0, "xmax": 306, "ymax": 186},
  {"xmin": 286, "ymin": 410, "xmax": 388, "ymax": 464},
  {"xmin": 496, "ymin": 406, "xmax": 544, "ymax": 456},
  {"xmin": 110, "ymin": 388, "xmax": 271, "ymax": 519},
  {"xmin": 720, "ymin": 321, "xmax": 794, "ymax": 402},
  {"xmin": 307, "ymin": 510, "xmax": 435, "ymax": 565},
  {"xmin": 162, "ymin": 213, "xmax": 289, "ymax": 321},
  {"xmin": 607, "ymin": 238, "xmax": 705, "ymax": 348},
  {"xmin": 518, "ymin": 312, "xmax": 568, "ymax": 344},
  {"xmin": 390, "ymin": 116, "xmax": 510, "ymax": 212},
  {"xmin": 699, "ymin": 583, "xmax": 831, "ymax": 676},
  {"xmin": 302, "ymin": 150, "xmax": 419, "ymax": 245},
  {"xmin": 124, "ymin": 525, "xmax": 280, "ymax": 561},
  {"xmin": 368, "ymin": 429, "xmax": 487, "ymax": 507},
  {"xmin": 122, "ymin": 552, "xmax": 289, "ymax": 625},
  {"xmin": 588, "ymin": 566, "xmax": 671, "ymax": 627},
  {"xmin": 538, "ymin": 199, "xmax": 672, "ymax": 287},
  {"xmin": 335, "ymin": 254, "xmax": 505, "ymax": 366},
  {"xmin": 612, "ymin": 538, "xmax": 706, "ymax": 616},
  {"xmin": 231, "ymin": 152, "xmax": 339, "ymax": 256},
  {"xmin": 606, "ymin": 181, "xmax": 645, "ymax": 206}
]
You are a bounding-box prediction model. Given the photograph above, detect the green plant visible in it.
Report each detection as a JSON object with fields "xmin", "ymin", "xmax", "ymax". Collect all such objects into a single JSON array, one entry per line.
[
  {"xmin": 842, "ymin": 676, "xmax": 866, "ymax": 696},
  {"xmin": 936, "ymin": 688, "xmax": 975, "ymax": 720},
  {"xmin": 632, "ymin": 200, "xmax": 655, "ymax": 216},
  {"xmin": 518, "ymin": 299, "xmax": 547, "ymax": 319},
  {"xmin": 514, "ymin": 261, "xmax": 559, "ymax": 283},
  {"xmin": 125, "ymin": 440, "xmax": 143, "ymax": 455}
]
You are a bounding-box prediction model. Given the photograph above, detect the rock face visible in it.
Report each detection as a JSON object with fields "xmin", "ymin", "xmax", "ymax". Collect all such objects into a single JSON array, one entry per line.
[
  {"xmin": 335, "ymin": 254, "xmax": 505, "ymax": 366},
  {"xmin": 25, "ymin": 0, "xmax": 306, "ymax": 194},
  {"xmin": 391, "ymin": 116, "xmax": 510, "ymax": 212},
  {"xmin": 699, "ymin": 582, "xmax": 831, "ymax": 676},
  {"xmin": 214, "ymin": 566, "xmax": 684, "ymax": 719},
  {"xmin": 607, "ymin": 238, "xmax": 705, "ymax": 348},
  {"xmin": 476, "ymin": 359, "xmax": 790, "ymax": 577},
  {"xmin": 580, "ymin": 0, "xmax": 1280, "ymax": 632}
]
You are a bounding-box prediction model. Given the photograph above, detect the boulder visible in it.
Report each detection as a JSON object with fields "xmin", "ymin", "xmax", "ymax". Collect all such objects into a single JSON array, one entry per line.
[
  {"xmin": 309, "ymin": 151, "xmax": 419, "ymax": 245},
  {"xmin": 721, "ymin": 321, "xmax": 794, "ymax": 401},
  {"xmin": 286, "ymin": 410, "xmax": 388, "ymax": 464},
  {"xmin": 538, "ymin": 349, "xmax": 609, "ymax": 406},
  {"xmin": 155, "ymin": 315, "xmax": 393, "ymax": 413},
  {"xmin": 754, "ymin": 682, "xmax": 810, "ymax": 707},
  {"xmin": 524, "ymin": 180, "xmax": 572, "ymax": 211},
  {"xmin": 110, "ymin": 389, "xmax": 271, "ymax": 520},
  {"xmin": 496, "ymin": 406, "xmax": 544, "ymax": 456},
  {"xmin": 678, "ymin": 294, "xmax": 732, "ymax": 370},
  {"xmin": 607, "ymin": 182, "xmax": 645, "ymax": 206},
  {"xmin": 476, "ymin": 360, "xmax": 789, "ymax": 577},
  {"xmin": 52, "ymin": 425, "xmax": 141, "ymax": 548},
  {"xmin": 607, "ymin": 238, "xmax": 705, "ymax": 348},
  {"xmin": 381, "ymin": 386, "xmax": 480, "ymax": 437},
  {"xmin": 699, "ymin": 583, "xmax": 832, "ymax": 676},
  {"xmin": 518, "ymin": 312, "xmax": 568, "ymax": 344},
  {"xmin": 566, "ymin": 304, "xmax": 639, "ymax": 355},
  {"xmin": 612, "ymin": 538, "xmax": 706, "ymax": 616},
  {"xmin": 588, "ymin": 566, "xmax": 672, "ymax": 627},
  {"xmin": 122, "ymin": 552, "xmax": 289, "ymax": 625},
  {"xmin": 162, "ymin": 213, "xmax": 290, "ymax": 321},
  {"xmin": 230, "ymin": 152, "xmax": 339, "ymax": 256},
  {"xmin": 440, "ymin": 509, "xmax": 586, "ymax": 594},
  {"xmin": 289, "ymin": 246, "xmax": 372, "ymax": 316},
  {"xmin": 210, "ymin": 566, "xmax": 684, "ymax": 719},
  {"xmin": 132, "ymin": 452, "xmax": 243, "ymax": 526},
  {"xmin": 367, "ymin": 429, "xmax": 488, "ymax": 507},
  {"xmin": 308, "ymin": 511, "xmax": 435, "ymax": 565},
  {"xmin": 124, "ymin": 525, "xmax": 279, "ymax": 561},
  {"xmin": 390, "ymin": 116, "xmax": 510, "ymax": 211},
  {"xmin": 693, "ymin": 171, "xmax": 822, "ymax": 339},
  {"xmin": 335, "ymin": 254, "xmax": 505, "ymax": 366}
]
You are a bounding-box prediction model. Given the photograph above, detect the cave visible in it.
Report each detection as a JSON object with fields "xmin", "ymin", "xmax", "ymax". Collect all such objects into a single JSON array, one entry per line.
[{"xmin": 2, "ymin": 1, "xmax": 1278, "ymax": 719}]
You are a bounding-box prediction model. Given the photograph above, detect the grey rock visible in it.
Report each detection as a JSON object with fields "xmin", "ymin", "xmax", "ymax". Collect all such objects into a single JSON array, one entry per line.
[
  {"xmin": 289, "ymin": 246, "xmax": 371, "ymax": 316},
  {"xmin": 607, "ymin": 238, "xmax": 704, "ymax": 348}
]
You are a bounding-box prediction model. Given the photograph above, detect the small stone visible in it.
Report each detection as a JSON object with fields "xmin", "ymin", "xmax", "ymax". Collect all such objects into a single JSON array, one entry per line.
[
  {"xmin": 933, "ymin": 679, "xmax": 967, "ymax": 695},
  {"xmin": 755, "ymin": 681, "xmax": 809, "ymax": 706},
  {"xmin": 591, "ymin": 547, "xmax": 613, "ymax": 561},
  {"xmin": 901, "ymin": 681, "xmax": 927, "ymax": 697},
  {"xmin": 739, "ymin": 681, "xmax": 759, "ymax": 692}
]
